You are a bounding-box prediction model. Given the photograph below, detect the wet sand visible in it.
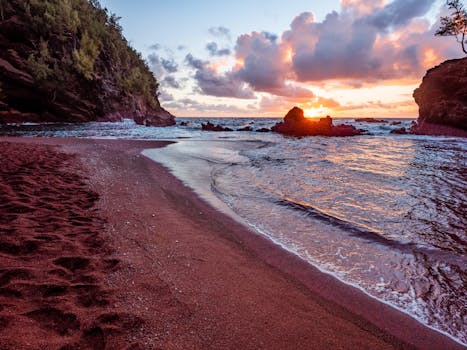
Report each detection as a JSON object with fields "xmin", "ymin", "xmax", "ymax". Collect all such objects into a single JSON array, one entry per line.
[{"xmin": 0, "ymin": 137, "xmax": 463, "ymax": 349}]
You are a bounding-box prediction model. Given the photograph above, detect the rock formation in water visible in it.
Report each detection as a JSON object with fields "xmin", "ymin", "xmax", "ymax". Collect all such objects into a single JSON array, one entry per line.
[
  {"xmin": 412, "ymin": 57, "xmax": 467, "ymax": 136},
  {"xmin": 354, "ymin": 118, "xmax": 387, "ymax": 123},
  {"xmin": 390, "ymin": 127, "xmax": 407, "ymax": 135},
  {"xmin": 272, "ymin": 107, "xmax": 361, "ymax": 137},
  {"xmin": 201, "ymin": 122, "xmax": 233, "ymax": 132},
  {"xmin": 255, "ymin": 128, "xmax": 271, "ymax": 133},
  {"xmin": 0, "ymin": 0, "xmax": 175, "ymax": 126}
]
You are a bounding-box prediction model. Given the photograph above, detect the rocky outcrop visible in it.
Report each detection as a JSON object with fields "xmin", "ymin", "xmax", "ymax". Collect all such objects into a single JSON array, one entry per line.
[
  {"xmin": 390, "ymin": 127, "xmax": 407, "ymax": 135},
  {"xmin": 201, "ymin": 122, "xmax": 233, "ymax": 132},
  {"xmin": 272, "ymin": 107, "xmax": 361, "ymax": 137},
  {"xmin": 255, "ymin": 128, "xmax": 271, "ymax": 133},
  {"xmin": 354, "ymin": 118, "xmax": 387, "ymax": 123},
  {"xmin": 0, "ymin": 0, "xmax": 175, "ymax": 126},
  {"xmin": 412, "ymin": 57, "xmax": 467, "ymax": 135}
]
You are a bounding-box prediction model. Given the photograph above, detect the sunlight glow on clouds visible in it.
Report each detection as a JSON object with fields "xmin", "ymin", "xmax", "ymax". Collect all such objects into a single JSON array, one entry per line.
[{"xmin": 147, "ymin": 0, "xmax": 462, "ymax": 117}]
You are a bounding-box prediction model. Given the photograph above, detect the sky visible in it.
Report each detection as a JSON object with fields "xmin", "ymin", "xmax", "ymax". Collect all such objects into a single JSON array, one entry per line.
[{"xmin": 99, "ymin": 0, "xmax": 464, "ymax": 118}]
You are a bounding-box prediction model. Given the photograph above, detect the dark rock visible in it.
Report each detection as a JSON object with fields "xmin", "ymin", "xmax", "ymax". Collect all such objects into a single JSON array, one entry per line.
[
  {"xmin": 354, "ymin": 118, "xmax": 387, "ymax": 123},
  {"xmin": 179, "ymin": 121, "xmax": 189, "ymax": 126},
  {"xmin": 201, "ymin": 122, "xmax": 233, "ymax": 132},
  {"xmin": 390, "ymin": 121, "xmax": 402, "ymax": 125},
  {"xmin": 133, "ymin": 107, "xmax": 175, "ymax": 127},
  {"xmin": 255, "ymin": 128, "xmax": 271, "ymax": 133},
  {"xmin": 410, "ymin": 121, "xmax": 467, "ymax": 137},
  {"xmin": 237, "ymin": 126, "xmax": 252, "ymax": 131},
  {"xmin": 390, "ymin": 127, "xmax": 407, "ymax": 134},
  {"xmin": 413, "ymin": 57, "xmax": 467, "ymax": 135},
  {"xmin": 272, "ymin": 107, "xmax": 361, "ymax": 137}
]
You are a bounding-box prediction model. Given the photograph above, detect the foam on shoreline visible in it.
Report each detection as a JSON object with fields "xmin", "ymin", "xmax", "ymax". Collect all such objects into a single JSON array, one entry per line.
[{"xmin": 143, "ymin": 139, "xmax": 467, "ymax": 348}]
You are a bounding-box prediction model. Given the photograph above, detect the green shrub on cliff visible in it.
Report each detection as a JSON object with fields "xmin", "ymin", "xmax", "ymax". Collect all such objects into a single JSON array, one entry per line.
[
  {"xmin": 3, "ymin": 0, "xmax": 160, "ymax": 107},
  {"xmin": 73, "ymin": 31, "xmax": 100, "ymax": 80},
  {"xmin": 27, "ymin": 38, "xmax": 53, "ymax": 81}
]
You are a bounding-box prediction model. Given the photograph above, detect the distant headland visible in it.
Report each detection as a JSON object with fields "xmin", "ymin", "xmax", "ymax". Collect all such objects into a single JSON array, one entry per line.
[{"xmin": 0, "ymin": 0, "xmax": 174, "ymax": 126}]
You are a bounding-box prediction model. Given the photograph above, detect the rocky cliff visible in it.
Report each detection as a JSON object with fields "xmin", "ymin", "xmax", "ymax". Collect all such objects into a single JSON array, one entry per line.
[
  {"xmin": 0, "ymin": 0, "xmax": 175, "ymax": 126},
  {"xmin": 412, "ymin": 57, "xmax": 466, "ymax": 136}
]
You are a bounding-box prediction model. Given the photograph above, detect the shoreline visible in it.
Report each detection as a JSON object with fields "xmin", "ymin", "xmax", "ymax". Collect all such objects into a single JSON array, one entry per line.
[
  {"xmin": 0, "ymin": 137, "xmax": 464, "ymax": 349},
  {"xmin": 144, "ymin": 139, "xmax": 466, "ymax": 348}
]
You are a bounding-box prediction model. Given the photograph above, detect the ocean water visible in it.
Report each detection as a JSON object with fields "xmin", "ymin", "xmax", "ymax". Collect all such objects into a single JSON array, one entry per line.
[{"xmin": 2, "ymin": 117, "xmax": 466, "ymax": 345}]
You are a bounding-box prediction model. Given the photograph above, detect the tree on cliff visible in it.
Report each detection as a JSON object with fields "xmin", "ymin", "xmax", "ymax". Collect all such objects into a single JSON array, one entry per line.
[{"xmin": 435, "ymin": 0, "xmax": 467, "ymax": 55}]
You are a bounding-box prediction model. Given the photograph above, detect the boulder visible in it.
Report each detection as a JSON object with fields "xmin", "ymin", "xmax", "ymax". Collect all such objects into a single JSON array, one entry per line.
[
  {"xmin": 272, "ymin": 107, "xmax": 361, "ymax": 137},
  {"xmin": 413, "ymin": 57, "xmax": 467, "ymax": 135},
  {"xmin": 133, "ymin": 107, "xmax": 175, "ymax": 127}
]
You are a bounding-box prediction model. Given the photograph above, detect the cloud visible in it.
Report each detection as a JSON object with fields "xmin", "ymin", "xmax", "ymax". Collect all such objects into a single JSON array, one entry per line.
[
  {"xmin": 185, "ymin": 54, "xmax": 256, "ymax": 99},
  {"xmin": 161, "ymin": 58, "xmax": 178, "ymax": 73},
  {"xmin": 364, "ymin": 0, "xmax": 436, "ymax": 31},
  {"xmin": 148, "ymin": 53, "xmax": 178, "ymax": 75},
  {"xmin": 164, "ymin": 98, "xmax": 254, "ymax": 115},
  {"xmin": 147, "ymin": 53, "xmax": 165, "ymax": 77},
  {"xmin": 336, "ymin": 98, "xmax": 414, "ymax": 111},
  {"xmin": 282, "ymin": 0, "xmax": 458, "ymax": 82},
  {"xmin": 149, "ymin": 43, "xmax": 161, "ymax": 51},
  {"xmin": 234, "ymin": 31, "xmax": 291, "ymax": 93},
  {"xmin": 147, "ymin": 52, "xmax": 181, "ymax": 92},
  {"xmin": 158, "ymin": 90, "xmax": 174, "ymax": 102},
  {"xmin": 315, "ymin": 96, "xmax": 341, "ymax": 108},
  {"xmin": 340, "ymin": 0, "xmax": 385, "ymax": 15},
  {"xmin": 155, "ymin": 0, "xmax": 461, "ymax": 118},
  {"xmin": 185, "ymin": 53, "xmax": 205, "ymax": 70},
  {"xmin": 193, "ymin": 68, "xmax": 256, "ymax": 99},
  {"xmin": 208, "ymin": 26, "xmax": 232, "ymax": 40},
  {"xmin": 163, "ymin": 76, "xmax": 181, "ymax": 89},
  {"xmin": 206, "ymin": 42, "xmax": 231, "ymax": 56},
  {"xmin": 258, "ymin": 92, "xmax": 340, "ymax": 115},
  {"xmin": 184, "ymin": 0, "xmax": 454, "ymax": 102}
]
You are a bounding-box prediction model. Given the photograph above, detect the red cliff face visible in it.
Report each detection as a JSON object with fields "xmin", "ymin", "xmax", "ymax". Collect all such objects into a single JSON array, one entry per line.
[
  {"xmin": 412, "ymin": 58, "xmax": 467, "ymax": 136},
  {"xmin": 272, "ymin": 107, "xmax": 361, "ymax": 137},
  {"xmin": 0, "ymin": 0, "xmax": 175, "ymax": 126}
]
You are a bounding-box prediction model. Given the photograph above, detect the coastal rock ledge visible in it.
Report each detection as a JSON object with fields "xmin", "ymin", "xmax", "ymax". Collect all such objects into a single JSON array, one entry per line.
[
  {"xmin": 272, "ymin": 107, "xmax": 361, "ymax": 137},
  {"xmin": 412, "ymin": 57, "xmax": 467, "ymax": 136}
]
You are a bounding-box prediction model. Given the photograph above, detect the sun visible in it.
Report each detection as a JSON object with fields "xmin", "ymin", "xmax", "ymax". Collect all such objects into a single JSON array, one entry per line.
[{"xmin": 303, "ymin": 106, "xmax": 331, "ymax": 118}]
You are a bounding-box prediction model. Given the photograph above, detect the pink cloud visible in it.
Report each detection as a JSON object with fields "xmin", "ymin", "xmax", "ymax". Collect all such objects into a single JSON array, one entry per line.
[{"xmin": 186, "ymin": 0, "xmax": 461, "ymax": 101}]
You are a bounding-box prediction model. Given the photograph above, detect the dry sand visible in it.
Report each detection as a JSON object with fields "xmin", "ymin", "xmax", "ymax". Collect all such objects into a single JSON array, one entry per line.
[{"xmin": 0, "ymin": 137, "xmax": 463, "ymax": 349}]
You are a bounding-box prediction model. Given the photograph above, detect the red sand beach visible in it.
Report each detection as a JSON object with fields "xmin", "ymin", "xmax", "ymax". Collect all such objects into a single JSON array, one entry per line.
[{"xmin": 0, "ymin": 137, "xmax": 463, "ymax": 349}]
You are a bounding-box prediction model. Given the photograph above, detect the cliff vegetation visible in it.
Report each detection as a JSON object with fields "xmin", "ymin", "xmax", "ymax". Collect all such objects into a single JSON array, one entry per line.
[{"xmin": 0, "ymin": 0, "xmax": 175, "ymax": 125}]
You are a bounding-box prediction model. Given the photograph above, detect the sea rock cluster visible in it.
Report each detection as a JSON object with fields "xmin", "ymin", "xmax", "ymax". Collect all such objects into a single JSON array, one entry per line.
[
  {"xmin": 201, "ymin": 122, "xmax": 233, "ymax": 131},
  {"xmin": 0, "ymin": 0, "xmax": 174, "ymax": 126},
  {"xmin": 354, "ymin": 118, "xmax": 387, "ymax": 123},
  {"xmin": 272, "ymin": 107, "xmax": 361, "ymax": 137},
  {"xmin": 412, "ymin": 57, "xmax": 467, "ymax": 136}
]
